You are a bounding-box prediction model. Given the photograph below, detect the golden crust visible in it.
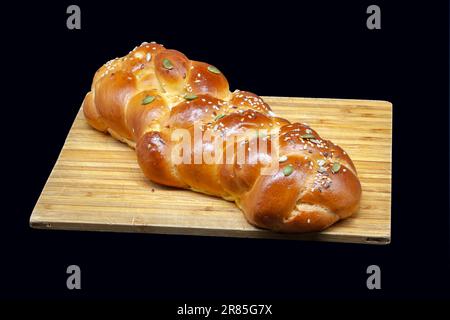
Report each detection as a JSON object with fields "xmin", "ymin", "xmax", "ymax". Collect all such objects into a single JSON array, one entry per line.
[{"xmin": 82, "ymin": 42, "xmax": 362, "ymax": 233}]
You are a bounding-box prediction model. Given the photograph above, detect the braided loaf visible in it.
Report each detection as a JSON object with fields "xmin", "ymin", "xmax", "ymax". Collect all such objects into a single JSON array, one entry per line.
[{"xmin": 82, "ymin": 42, "xmax": 361, "ymax": 232}]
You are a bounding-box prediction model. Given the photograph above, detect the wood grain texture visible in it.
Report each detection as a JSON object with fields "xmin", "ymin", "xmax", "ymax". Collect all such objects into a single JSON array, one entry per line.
[{"xmin": 30, "ymin": 97, "xmax": 392, "ymax": 244}]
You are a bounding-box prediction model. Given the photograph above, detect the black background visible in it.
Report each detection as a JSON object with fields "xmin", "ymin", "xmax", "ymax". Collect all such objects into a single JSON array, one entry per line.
[{"xmin": 1, "ymin": 0, "xmax": 449, "ymax": 302}]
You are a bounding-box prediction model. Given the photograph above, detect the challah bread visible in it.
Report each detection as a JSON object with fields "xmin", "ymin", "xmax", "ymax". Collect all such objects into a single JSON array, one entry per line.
[{"xmin": 82, "ymin": 42, "xmax": 361, "ymax": 232}]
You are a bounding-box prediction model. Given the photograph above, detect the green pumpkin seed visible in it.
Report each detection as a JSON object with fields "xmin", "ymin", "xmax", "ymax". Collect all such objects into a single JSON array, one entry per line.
[
  {"xmin": 215, "ymin": 114, "xmax": 226, "ymax": 121},
  {"xmin": 142, "ymin": 95, "xmax": 155, "ymax": 105},
  {"xmin": 283, "ymin": 164, "xmax": 294, "ymax": 176},
  {"xmin": 301, "ymin": 133, "xmax": 316, "ymax": 139},
  {"xmin": 207, "ymin": 65, "xmax": 221, "ymax": 74},
  {"xmin": 331, "ymin": 162, "xmax": 341, "ymax": 173},
  {"xmin": 162, "ymin": 58, "xmax": 173, "ymax": 69},
  {"xmin": 184, "ymin": 93, "xmax": 198, "ymax": 100}
]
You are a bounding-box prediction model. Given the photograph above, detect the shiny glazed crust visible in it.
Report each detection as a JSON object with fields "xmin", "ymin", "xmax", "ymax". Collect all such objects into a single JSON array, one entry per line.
[{"xmin": 82, "ymin": 42, "xmax": 361, "ymax": 232}]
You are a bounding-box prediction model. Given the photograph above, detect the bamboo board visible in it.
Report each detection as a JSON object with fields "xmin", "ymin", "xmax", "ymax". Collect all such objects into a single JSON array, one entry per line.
[{"xmin": 30, "ymin": 97, "xmax": 392, "ymax": 244}]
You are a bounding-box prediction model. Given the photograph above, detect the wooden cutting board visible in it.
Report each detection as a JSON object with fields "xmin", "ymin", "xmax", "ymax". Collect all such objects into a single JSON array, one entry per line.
[{"xmin": 30, "ymin": 97, "xmax": 392, "ymax": 244}]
